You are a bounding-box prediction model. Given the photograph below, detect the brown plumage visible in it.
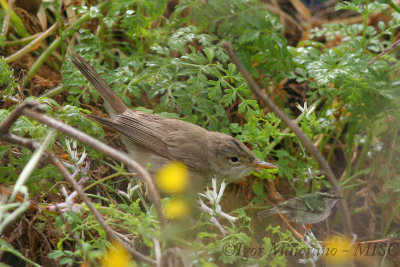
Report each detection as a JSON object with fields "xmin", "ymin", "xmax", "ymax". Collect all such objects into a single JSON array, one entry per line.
[{"xmin": 70, "ymin": 53, "xmax": 276, "ymax": 187}]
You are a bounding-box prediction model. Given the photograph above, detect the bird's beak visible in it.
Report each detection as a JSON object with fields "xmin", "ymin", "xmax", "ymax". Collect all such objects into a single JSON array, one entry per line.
[{"xmin": 250, "ymin": 160, "xmax": 277, "ymax": 170}]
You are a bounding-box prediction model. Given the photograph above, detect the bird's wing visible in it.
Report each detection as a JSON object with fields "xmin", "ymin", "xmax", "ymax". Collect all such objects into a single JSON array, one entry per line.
[
  {"xmin": 278, "ymin": 196, "xmax": 314, "ymax": 213},
  {"xmin": 258, "ymin": 207, "xmax": 278, "ymax": 217},
  {"xmin": 90, "ymin": 110, "xmax": 209, "ymax": 171},
  {"xmin": 162, "ymin": 130, "xmax": 210, "ymax": 171},
  {"xmin": 259, "ymin": 197, "xmax": 310, "ymax": 218},
  {"xmin": 89, "ymin": 111, "xmax": 170, "ymax": 156}
]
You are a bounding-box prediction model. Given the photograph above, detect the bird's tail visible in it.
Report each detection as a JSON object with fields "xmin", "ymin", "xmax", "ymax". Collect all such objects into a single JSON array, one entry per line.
[
  {"xmin": 87, "ymin": 115, "xmax": 117, "ymax": 129},
  {"xmin": 258, "ymin": 207, "xmax": 278, "ymax": 218},
  {"xmin": 70, "ymin": 53, "xmax": 128, "ymax": 115}
]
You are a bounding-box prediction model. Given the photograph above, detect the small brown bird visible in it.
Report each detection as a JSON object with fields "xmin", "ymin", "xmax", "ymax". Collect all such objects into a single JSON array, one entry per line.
[{"xmin": 70, "ymin": 53, "xmax": 276, "ymax": 187}]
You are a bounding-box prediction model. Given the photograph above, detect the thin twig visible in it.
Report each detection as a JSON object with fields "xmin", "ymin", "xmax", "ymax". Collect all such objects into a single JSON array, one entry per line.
[
  {"xmin": 379, "ymin": 234, "xmax": 393, "ymax": 267},
  {"xmin": 277, "ymin": 213, "xmax": 304, "ymax": 240},
  {"xmin": 222, "ymin": 41, "xmax": 353, "ymax": 236},
  {"xmin": 153, "ymin": 237, "xmax": 162, "ymax": 267},
  {"xmin": 356, "ymin": 237, "xmax": 400, "ymax": 244},
  {"xmin": 366, "ymin": 38, "xmax": 400, "ymax": 67}
]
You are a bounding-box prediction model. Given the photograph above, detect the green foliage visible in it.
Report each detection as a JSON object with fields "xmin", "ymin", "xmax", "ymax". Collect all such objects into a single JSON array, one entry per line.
[
  {"xmin": 0, "ymin": 59, "xmax": 17, "ymax": 98},
  {"xmin": 49, "ymin": 199, "xmax": 157, "ymax": 265},
  {"xmin": 293, "ymin": 1, "xmax": 400, "ymax": 186},
  {"xmin": 178, "ymin": 0, "xmax": 293, "ymax": 84},
  {"xmin": 1, "ymin": 0, "xmax": 400, "ymax": 266},
  {"xmin": 0, "ymin": 96, "xmax": 104, "ymax": 194},
  {"xmin": 55, "ymin": 0, "xmax": 400, "ymax": 263}
]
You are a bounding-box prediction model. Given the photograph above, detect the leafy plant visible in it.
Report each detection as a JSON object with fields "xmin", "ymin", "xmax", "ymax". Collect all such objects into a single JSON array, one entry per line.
[{"xmin": 1, "ymin": 0, "xmax": 400, "ymax": 266}]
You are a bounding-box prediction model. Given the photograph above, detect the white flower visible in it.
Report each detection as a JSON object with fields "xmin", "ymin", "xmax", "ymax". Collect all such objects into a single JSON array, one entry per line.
[
  {"xmin": 47, "ymin": 186, "xmax": 81, "ymax": 213},
  {"xmin": 64, "ymin": 138, "xmax": 90, "ymax": 184},
  {"xmin": 296, "ymin": 102, "xmax": 316, "ymax": 119},
  {"xmin": 65, "ymin": 138, "xmax": 87, "ymax": 165},
  {"xmin": 118, "ymin": 182, "xmax": 140, "ymax": 200},
  {"xmin": 198, "ymin": 178, "xmax": 237, "ymax": 234}
]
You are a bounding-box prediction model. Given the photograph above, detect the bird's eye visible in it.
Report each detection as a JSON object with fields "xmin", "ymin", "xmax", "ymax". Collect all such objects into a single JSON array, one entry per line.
[{"xmin": 229, "ymin": 156, "xmax": 239, "ymax": 163}]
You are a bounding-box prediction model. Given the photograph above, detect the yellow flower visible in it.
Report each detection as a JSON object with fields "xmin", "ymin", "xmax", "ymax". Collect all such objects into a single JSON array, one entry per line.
[
  {"xmin": 100, "ymin": 241, "xmax": 135, "ymax": 267},
  {"xmin": 156, "ymin": 161, "xmax": 188, "ymax": 194},
  {"xmin": 164, "ymin": 198, "xmax": 189, "ymax": 219},
  {"xmin": 323, "ymin": 235, "xmax": 353, "ymax": 266}
]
